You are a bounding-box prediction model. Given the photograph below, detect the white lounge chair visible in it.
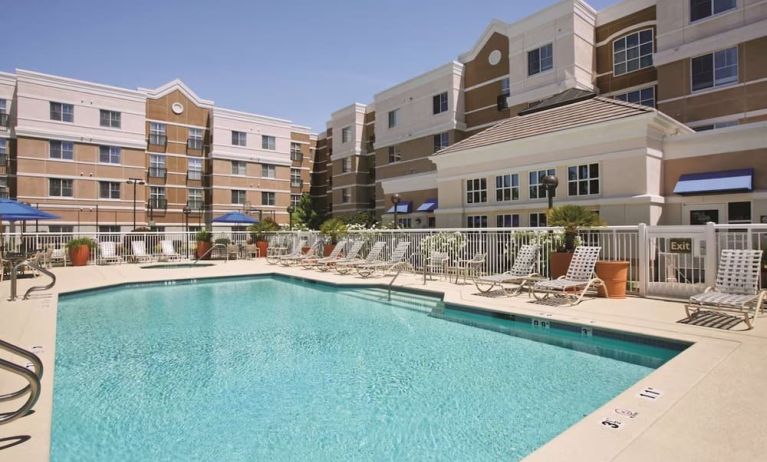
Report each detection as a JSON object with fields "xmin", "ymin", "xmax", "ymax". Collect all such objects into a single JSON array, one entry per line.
[
  {"xmin": 301, "ymin": 239, "xmax": 348, "ymax": 268},
  {"xmin": 315, "ymin": 240, "xmax": 365, "ymax": 272},
  {"xmin": 475, "ymin": 244, "xmax": 541, "ymax": 295},
  {"xmin": 356, "ymin": 242, "xmax": 411, "ymax": 278},
  {"xmin": 532, "ymin": 246, "xmax": 604, "ymax": 305},
  {"xmin": 98, "ymin": 241, "xmax": 122, "ymax": 265},
  {"xmin": 335, "ymin": 242, "xmax": 387, "ymax": 275},
  {"xmin": 685, "ymin": 249, "xmax": 766, "ymax": 329},
  {"xmin": 160, "ymin": 240, "xmax": 182, "ymax": 261},
  {"xmin": 280, "ymin": 240, "xmax": 321, "ymax": 266},
  {"xmin": 130, "ymin": 241, "xmax": 154, "ymax": 263}
]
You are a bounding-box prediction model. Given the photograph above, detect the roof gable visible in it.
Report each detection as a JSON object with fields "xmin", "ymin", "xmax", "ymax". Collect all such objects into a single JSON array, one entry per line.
[{"xmin": 139, "ymin": 79, "xmax": 214, "ymax": 108}]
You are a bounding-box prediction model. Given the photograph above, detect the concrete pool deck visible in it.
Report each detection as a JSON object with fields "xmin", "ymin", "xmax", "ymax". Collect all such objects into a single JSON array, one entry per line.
[{"xmin": 1, "ymin": 260, "xmax": 765, "ymax": 461}]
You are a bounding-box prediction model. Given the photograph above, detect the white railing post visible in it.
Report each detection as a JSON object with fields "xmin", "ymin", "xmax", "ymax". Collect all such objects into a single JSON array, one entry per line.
[
  {"xmin": 637, "ymin": 223, "xmax": 648, "ymax": 297},
  {"xmin": 704, "ymin": 221, "xmax": 717, "ymax": 288}
]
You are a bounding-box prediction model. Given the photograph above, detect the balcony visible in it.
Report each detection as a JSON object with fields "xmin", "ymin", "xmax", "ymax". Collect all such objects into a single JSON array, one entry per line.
[
  {"xmin": 148, "ymin": 135, "xmax": 167, "ymax": 149},
  {"xmin": 148, "ymin": 197, "xmax": 167, "ymax": 209},
  {"xmin": 149, "ymin": 167, "xmax": 167, "ymax": 178},
  {"xmin": 0, "ymin": 113, "xmax": 8, "ymax": 128}
]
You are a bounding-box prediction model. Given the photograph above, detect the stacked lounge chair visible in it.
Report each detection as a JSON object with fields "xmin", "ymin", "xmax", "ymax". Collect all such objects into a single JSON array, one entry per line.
[
  {"xmin": 314, "ymin": 241, "xmax": 366, "ymax": 272},
  {"xmin": 474, "ymin": 244, "xmax": 541, "ymax": 295},
  {"xmin": 356, "ymin": 242, "xmax": 411, "ymax": 278},
  {"xmin": 335, "ymin": 242, "xmax": 387, "ymax": 275}
]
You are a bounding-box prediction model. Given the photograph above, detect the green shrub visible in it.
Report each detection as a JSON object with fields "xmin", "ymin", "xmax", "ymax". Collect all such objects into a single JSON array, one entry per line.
[
  {"xmin": 195, "ymin": 230, "xmax": 212, "ymax": 243},
  {"xmin": 65, "ymin": 237, "xmax": 96, "ymax": 251}
]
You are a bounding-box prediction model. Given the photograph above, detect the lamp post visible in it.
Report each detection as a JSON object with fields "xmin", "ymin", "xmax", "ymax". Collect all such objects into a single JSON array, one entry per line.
[
  {"xmin": 391, "ymin": 194, "xmax": 401, "ymax": 229},
  {"xmin": 126, "ymin": 178, "xmax": 145, "ymax": 230},
  {"xmin": 182, "ymin": 206, "xmax": 191, "ymax": 258},
  {"xmin": 541, "ymin": 175, "xmax": 559, "ymax": 211},
  {"xmin": 287, "ymin": 205, "xmax": 295, "ymax": 231},
  {"xmin": 147, "ymin": 201, "xmax": 155, "ymax": 230}
]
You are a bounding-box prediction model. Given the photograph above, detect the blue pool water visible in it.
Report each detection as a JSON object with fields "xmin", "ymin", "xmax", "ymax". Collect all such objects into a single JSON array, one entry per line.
[{"xmin": 52, "ymin": 276, "xmax": 682, "ymax": 461}]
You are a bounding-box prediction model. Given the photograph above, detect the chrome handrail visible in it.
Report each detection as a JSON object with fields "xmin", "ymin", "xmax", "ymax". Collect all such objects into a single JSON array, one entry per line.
[
  {"xmin": 0, "ymin": 339, "xmax": 43, "ymax": 426},
  {"xmin": 387, "ymin": 257, "xmax": 413, "ymax": 301},
  {"xmin": 193, "ymin": 243, "xmax": 227, "ymax": 264},
  {"xmin": 23, "ymin": 261, "xmax": 56, "ymax": 300},
  {"xmin": 9, "ymin": 256, "xmax": 56, "ymax": 301},
  {"xmin": 0, "ymin": 339, "xmax": 43, "ymax": 402}
]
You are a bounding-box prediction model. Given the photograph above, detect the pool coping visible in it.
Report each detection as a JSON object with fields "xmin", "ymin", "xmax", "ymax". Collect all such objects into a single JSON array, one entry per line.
[{"xmin": 0, "ymin": 261, "xmax": 755, "ymax": 462}]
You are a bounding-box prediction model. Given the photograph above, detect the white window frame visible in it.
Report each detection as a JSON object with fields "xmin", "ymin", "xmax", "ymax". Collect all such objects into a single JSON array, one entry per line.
[
  {"xmin": 261, "ymin": 164, "xmax": 276, "ymax": 178},
  {"xmin": 496, "ymin": 214, "xmax": 519, "ymax": 228},
  {"xmin": 98, "ymin": 181, "xmax": 121, "ymax": 200},
  {"xmin": 529, "ymin": 212, "xmax": 548, "ymax": 227},
  {"xmin": 149, "ymin": 154, "xmax": 166, "ymax": 177},
  {"xmin": 49, "ymin": 178, "xmax": 73, "ymax": 197},
  {"xmin": 261, "ymin": 191, "xmax": 276, "ymax": 206},
  {"xmin": 567, "ymin": 163, "xmax": 600, "ymax": 197},
  {"xmin": 50, "ymin": 102, "xmax": 74, "ymax": 122},
  {"xmin": 149, "ymin": 122, "xmax": 166, "ymax": 144},
  {"xmin": 99, "ymin": 145, "xmax": 121, "ymax": 164},
  {"xmin": 341, "ymin": 126, "xmax": 351, "ymax": 143},
  {"xmin": 500, "ymin": 77, "xmax": 510, "ymax": 95},
  {"xmin": 231, "ymin": 189, "xmax": 247, "ymax": 205},
  {"xmin": 290, "ymin": 142, "xmax": 303, "ymax": 161},
  {"xmin": 188, "ymin": 128, "xmax": 203, "ymax": 149},
  {"xmin": 261, "ymin": 135, "xmax": 276, "ymax": 150},
  {"xmin": 612, "ymin": 29, "xmax": 654, "ymax": 76},
  {"xmin": 690, "ymin": 0, "xmax": 737, "ymax": 23},
  {"xmin": 466, "ymin": 178, "xmax": 487, "ymax": 204},
  {"xmin": 291, "ymin": 168, "xmax": 302, "ymax": 186},
  {"xmin": 291, "ymin": 194, "xmax": 301, "ymax": 208},
  {"xmin": 495, "ymin": 173, "xmax": 519, "ymax": 202},
  {"xmin": 691, "ymin": 47, "xmax": 738, "ymax": 92},
  {"xmin": 187, "ymin": 188, "xmax": 204, "ymax": 209},
  {"xmin": 388, "ymin": 109, "xmax": 399, "ymax": 128},
  {"xmin": 432, "ymin": 92, "xmax": 448, "ymax": 115},
  {"xmin": 232, "ymin": 131, "xmax": 247, "ymax": 146},
  {"xmin": 188, "ymin": 158, "xmax": 203, "ymax": 180},
  {"xmin": 388, "ymin": 145, "xmax": 401, "ymax": 163},
  {"xmin": 49, "ymin": 140, "xmax": 73, "ymax": 160},
  {"xmin": 527, "ymin": 43, "xmax": 553, "ymax": 76},
  {"xmin": 341, "ymin": 188, "xmax": 350, "ymax": 203},
  {"xmin": 615, "ymin": 86, "xmax": 655, "ymax": 107},
  {"xmin": 99, "ymin": 109, "xmax": 121, "ymax": 128},
  {"xmin": 467, "ymin": 215, "xmax": 488, "ymax": 228},
  {"xmin": 529, "ymin": 169, "xmax": 556, "ymax": 200},
  {"xmin": 232, "ymin": 160, "xmax": 247, "ymax": 176},
  {"xmin": 433, "ymin": 132, "xmax": 449, "ymax": 153},
  {"xmin": 342, "ymin": 157, "xmax": 352, "ymax": 173}
]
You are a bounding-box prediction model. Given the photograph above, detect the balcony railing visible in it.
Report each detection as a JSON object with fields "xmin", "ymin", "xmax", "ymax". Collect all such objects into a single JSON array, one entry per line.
[
  {"xmin": 149, "ymin": 167, "xmax": 167, "ymax": 178},
  {"xmin": 0, "ymin": 113, "xmax": 8, "ymax": 128},
  {"xmin": 187, "ymin": 170, "xmax": 203, "ymax": 181},
  {"xmin": 148, "ymin": 135, "xmax": 167, "ymax": 147},
  {"xmin": 148, "ymin": 198, "xmax": 167, "ymax": 209}
]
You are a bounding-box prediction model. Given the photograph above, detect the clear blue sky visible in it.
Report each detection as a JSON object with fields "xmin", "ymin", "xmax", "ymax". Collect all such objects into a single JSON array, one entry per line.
[{"xmin": 4, "ymin": 0, "xmax": 616, "ymax": 132}]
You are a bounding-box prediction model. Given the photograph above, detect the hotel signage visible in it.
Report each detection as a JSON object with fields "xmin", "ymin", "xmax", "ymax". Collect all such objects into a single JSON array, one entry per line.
[{"xmin": 669, "ymin": 238, "xmax": 693, "ymax": 254}]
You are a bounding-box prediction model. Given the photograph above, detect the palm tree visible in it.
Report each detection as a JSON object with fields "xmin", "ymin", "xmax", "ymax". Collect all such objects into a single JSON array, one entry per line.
[{"xmin": 547, "ymin": 205, "xmax": 605, "ymax": 252}]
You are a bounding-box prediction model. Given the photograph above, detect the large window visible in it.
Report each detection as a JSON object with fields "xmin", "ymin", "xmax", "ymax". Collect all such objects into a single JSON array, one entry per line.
[
  {"xmin": 231, "ymin": 189, "xmax": 246, "ymax": 205},
  {"xmin": 341, "ymin": 126, "xmax": 351, "ymax": 143},
  {"xmin": 615, "ymin": 86, "xmax": 655, "ymax": 107},
  {"xmin": 187, "ymin": 188, "xmax": 204, "ymax": 210},
  {"xmin": 232, "ymin": 160, "xmax": 247, "ymax": 175},
  {"xmin": 728, "ymin": 201, "xmax": 751, "ymax": 224},
  {"xmin": 291, "ymin": 168, "xmax": 302, "ymax": 187},
  {"xmin": 529, "ymin": 169, "xmax": 556, "ymax": 199},
  {"xmin": 261, "ymin": 135, "xmax": 276, "ymax": 150},
  {"xmin": 99, "ymin": 145, "xmax": 121, "ymax": 164},
  {"xmin": 99, "ymin": 181, "xmax": 120, "ymax": 199},
  {"xmin": 50, "ymin": 102, "xmax": 73, "ymax": 122},
  {"xmin": 262, "ymin": 191, "xmax": 275, "ymax": 206},
  {"xmin": 530, "ymin": 213, "xmax": 547, "ymax": 227},
  {"xmin": 188, "ymin": 128, "xmax": 203, "ymax": 150},
  {"xmin": 495, "ymin": 174, "xmax": 519, "ymax": 201},
  {"xmin": 692, "ymin": 47, "xmax": 738, "ymax": 91},
  {"xmin": 290, "ymin": 142, "xmax": 303, "ymax": 161},
  {"xmin": 0, "ymin": 99, "xmax": 6, "ymax": 127},
  {"xmin": 232, "ymin": 131, "xmax": 247, "ymax": 146},
  {"xmin": 433, "ymin": 132, "xmax": 449, "ymax": 153},
  {"xmin": 690, "ymin": 0, "xmax": 736, "ymax": 22},
  {"xmin": 527, "ymin": 43, "xmax": 553, "ymax": 76},
  {"xmin": 149, "ymin": 186, "xmax": 166, "ymax": 209},
  {"xmin": 341, "ymin": 157, "xmax": 352, "ymax": 173},
  {"xmin": 388, "ymin": 109, "xmax": 399, "ymax": 128},
  {"xmin": 261, "ymin": 164, "xmax": 276, "ymax": 178},
  {"xmin": 291, "ymin": 194, "xmax": 301, "ymax": 208},
  {"xmin": 467, "ymin": 215, "xmax": 488, "ymax": 228},
  {"xmin": 433, "ymin": 92, "xmax": 448, "ymax": 114},
  {"xmin": 149, "ymin": 122, "xmax": 166, "ymax": 145},
  {"xmin": 466, "ymin": 178, "xmax": 487, "ymax": 204},
  {"xmin": 188, "ymin": 158, "xmax": 203, "ymax": 180},
  {"xmin": 388, "ymin": 145, "xmax": 401, "ymax": 163},
  {"xmin": 99, "ymin": 110, "xmax": 121, "ymax": 128},
  {"xmin": 49, "ymin": 140, "xmax": 73, "ymax": 160},
  {"xmin": 613, "ymin": 29, "xmax": 653, "ymax": 76},
  {"xmin": 568, "ymin": 163, "xmax": 600, "ymax": 196},
  {"xmin": 497, "ymin": 214, "xmax": 520, "ymax": 228},
  {"xmin": 49, "ymin": 178, "xmax": 73, "ymax": 197},
  {"xmin": 149, "ymin": 154, "xmax": 166, "ymax": 177}
]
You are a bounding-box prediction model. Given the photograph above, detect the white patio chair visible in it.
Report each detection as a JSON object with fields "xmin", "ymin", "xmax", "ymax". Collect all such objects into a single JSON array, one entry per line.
[
  {"xmin": 532, "ymin": 246, "xmax": 604, "ymax": 305},
  {"xmin": 50, "ymin": 247, "xmax": 67, "ymax": 267},
  {"xmin": 130, "ymin": 241, "xmax": 154, "ymax": 263},
  {"xmin": 449, "ymin": 252, "xmax": 486, "ymax": 284},
  {"xmin": 335, "ymin": 242, "xmax": 387, "ymax": 275},
  {"xmin": 356, "ymin": 242, "xmax": 411, "ymax": 278},
  {"xmin": 685, "ymin": 249, "xmax": 766, "ymax": 329},
  {"xmin": 160, "ymin": 240, "xmax": 182, "ymax": 262},
  {"xmin": 98, "ymin": 241, "xmax": 122, "ymax": 265},
  {"xmin": 475, "ymin": 244, "xmax": 541, "ymax": 295},
  {"xmin": 423, "ymin": 251, "xmax": 451, "ymax": 281}
]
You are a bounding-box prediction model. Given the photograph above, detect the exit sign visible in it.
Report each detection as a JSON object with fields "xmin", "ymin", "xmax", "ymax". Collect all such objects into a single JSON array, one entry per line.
[{"xmin": 669, "ymin": 238, "xmax": 693, "ymax": 254}]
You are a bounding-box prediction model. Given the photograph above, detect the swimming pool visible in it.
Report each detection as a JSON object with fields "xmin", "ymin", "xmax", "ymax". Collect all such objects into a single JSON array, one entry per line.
[{"xmin": 52, "ymin": 276, "xmax": 686, "ymax": 461}]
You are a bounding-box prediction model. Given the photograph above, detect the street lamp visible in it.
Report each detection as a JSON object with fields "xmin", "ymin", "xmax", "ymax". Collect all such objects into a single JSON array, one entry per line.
[
  {"xmin": 287, "ymin": 205, "xmax": 295, "ymax": 231},
  {"xmin": 541, "ymin": 175, "xmax": 559, "ymax": 210},
  {"xmin": 126, "ymin": 178, "xmax": 145, "ymax": 230},
  {"xmin": 391, "ymin": 194, "xmax": 401, "ymax": 229},
  {"xmin": 182, "ymin": 206, "xmax": 191, "ymax": 258},
  {"xmin": 147, "ymin": 201, "xmax": 155, "ymax": 230}
]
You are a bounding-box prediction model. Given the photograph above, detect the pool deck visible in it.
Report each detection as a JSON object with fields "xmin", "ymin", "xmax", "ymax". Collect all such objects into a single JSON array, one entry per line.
[{"xmin": 1, "ymin": 259, "xmax": 766, "ymax": 461}]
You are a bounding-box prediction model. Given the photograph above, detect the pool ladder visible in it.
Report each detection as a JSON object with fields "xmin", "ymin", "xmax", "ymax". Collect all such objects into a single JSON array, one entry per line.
[
  {"xmin": 9, "ymin": 258, "xmax": 56, "ymax": 301},
  {"xmin": 0, "ymin": 339, "xmax": 43, "ymax": 426},
  {"xmin": 193, "ymin": 243, "xmax": 228, "ymax": 264}
]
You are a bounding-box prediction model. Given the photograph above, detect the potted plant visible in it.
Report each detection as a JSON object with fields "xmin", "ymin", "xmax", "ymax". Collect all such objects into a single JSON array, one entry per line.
[
  {"xmin": 195, "ymin": 229, "xmax": 212, "ymax": 259},
  {"xmin": 248, "ymin": 218, "xmax": 280, "ymax": 257},
  {"xmin": 546, "ymin": 205, "xmax": 604, "ymax": 278},
  {"xmin": 319, "ymin": 218, "xmax": 348, "ymax": 256},
  {"xmin": 66, "ymin": 237, "xmax": 96, "ymax": 266}
]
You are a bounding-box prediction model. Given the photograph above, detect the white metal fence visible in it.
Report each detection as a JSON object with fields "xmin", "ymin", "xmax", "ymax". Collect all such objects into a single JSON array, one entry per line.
[{"xmin": 2, "ymin": 223, "xmax": 766, "ymax": 300}]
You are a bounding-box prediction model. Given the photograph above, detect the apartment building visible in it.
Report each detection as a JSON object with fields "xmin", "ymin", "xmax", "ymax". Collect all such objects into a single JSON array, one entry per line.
[
  {"xmin": 310, "ymin": 129, "xmax": 332, "ymax": 216},
  {"xmin": 322, "ymin": 0, "xmax": 767, "ymax": 227},
  {"xmin": 1, "ymin": 70, "xmax": 312, "ymax": 232}
]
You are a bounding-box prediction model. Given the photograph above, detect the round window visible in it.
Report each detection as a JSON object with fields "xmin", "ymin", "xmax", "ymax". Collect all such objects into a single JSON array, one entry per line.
[{"xmin": 488, "ymin": 50, "xmax": 502, "ymax": 66}]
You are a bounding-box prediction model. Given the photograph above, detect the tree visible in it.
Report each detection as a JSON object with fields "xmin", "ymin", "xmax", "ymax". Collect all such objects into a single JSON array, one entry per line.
[
  {"xmin": 343, "ymin": 210, "xmax": 376, "ymax": 228},
  {"xmin": 293, "ymin": 193, "xmax": 322, "ymax": 229},
  {"xmin": 547, "ymin": 205, "xmax": 605, "ymax": 252}
]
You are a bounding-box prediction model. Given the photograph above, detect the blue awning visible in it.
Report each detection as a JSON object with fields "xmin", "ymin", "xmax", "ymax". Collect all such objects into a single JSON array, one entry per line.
[
  {"xmin": 386, "ymin": 201, "xmax": 412, "ymax": 213},
  {"xmin": 416, "ymin": 198, "xmax": 438, "ymax": 212},
  {"xmin": 673, "ymin": 168, "xmax": 753, "ymax": 195},
  {"xmin": 211, "ymin": 211, "xmax": 259, "ymax": 224}
]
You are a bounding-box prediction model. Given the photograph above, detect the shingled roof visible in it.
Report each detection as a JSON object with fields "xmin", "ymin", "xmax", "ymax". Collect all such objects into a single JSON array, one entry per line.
[{"xmin": 435, "ymin": 95, "xmax": 654, "ymax": 156}]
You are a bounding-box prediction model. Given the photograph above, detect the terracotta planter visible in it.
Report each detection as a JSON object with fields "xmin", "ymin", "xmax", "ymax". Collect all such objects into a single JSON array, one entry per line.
[
  {"xmin": 323, "ymin": 243, "xmax": 335, "ymax": 257},
  {"xmin": 596, "ymin": 260, "xmax": 629, "ymax": 298},
  {"xmin": 302, "ymin": 246, "xmax": 310, "ymax": 254},
  {"xmin": 256, "ymin": 241, "xmax": 268, "ymax": 258},
  {"xmin": 196, "ymin": 241, "xmax": 212, "ymax": 260},
  {"xmin": 69, "ymin": 245, "xmax": 90, "ymax": 266},
  {"xmin": 550, "ymin": 252, "xmax": 574, "ymax": 279}
]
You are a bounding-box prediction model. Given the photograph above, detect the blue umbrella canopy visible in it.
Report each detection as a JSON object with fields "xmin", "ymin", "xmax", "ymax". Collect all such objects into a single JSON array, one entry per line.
[
  {"xmin": 211, "ymin": 211, "xmax": 259, "ymax": 224},
  {"xmin": 0, "ymin": 199, "xmax": 59, "ymax": 221}
]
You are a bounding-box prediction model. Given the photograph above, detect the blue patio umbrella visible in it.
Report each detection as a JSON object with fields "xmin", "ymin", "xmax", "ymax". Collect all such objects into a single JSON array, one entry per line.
[
  {"xmin": 211, "ymin": 211, "xmax": 259, "ymax": 225},
  {"xmin": 0, "ymin": 199, "xmax": 60, "ymax": 253}
]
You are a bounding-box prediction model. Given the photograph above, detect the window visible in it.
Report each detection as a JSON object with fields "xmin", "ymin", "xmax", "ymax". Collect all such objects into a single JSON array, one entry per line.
[
  {"xmin": 98, "ymin": 181, "xmax": 120, "ymax": 199},
  {"xmin": 49, "ymin": 178, "xmax": 73, "ymax": 197},
  {"xmin": 188, "ymin": 158, "xmax": 202, "ymax": 180},
  {"xmin": 693, "ymin": 120, "xmax": 739, "ymax": 131},
  {"xmin": 728, "ymin": 201, "xmax": 751, "ymax": 224},
  {"xmin": 149, "ymin": 122, "xmax": 166, "ymax": 145},
  {"xmin": 291, "ymin": 194, "xmax": 301, "ymax": 208},
  {"xmin": 188, "ymin": 128, "xmax": 203, "ymax": 150},
  {"xmin": 690, "ymin": 0, "xmax": 736, "ymax": 22},
  {"xmin": 530, "ymin": 213, "xmax": 548, "ymax": 227},
  {"xmin": 49, "ymin": 140, "xmax": 73, "ymax": 160},
  {"xmin": 342, "ymin": 188, "xmax": 350, "ymax": 203},
  {"xmin": 527, "ymin": 43, "xmax": 553, "ymax": 76},
  {"xmin": 261, "ymin": 164, "xmax": 276, "ymax": 178},
  {"xmin": 342, "ymin": 157, "xmax": 352, "ymax": 173},
  {"xmin": 262, "ymin": 191, "xmax": 275, "ymax": 206},
  {"xmin": 231, "ymin": 189, "xmax": 247, "ymax": 205},
  {"xmin": 290, "ymin": 142, "xmax": 303, "ymax": 161},
  {"xmin": 500, "ymin": 78, "xmax": 510, "ymax": 96},
  {"xmin": 529, "ymin": 169, "xmax": 556, "ymax": 199},
  {"xmin": 615, "ymin": 86, "xmax": 655, "ymax": 107},
  {"xmin": 0, "ymin": 99, "xmax": 7, "ymax": 127},
  {"xmin": 99, "ymin": 110, "xmax": 121, "ymax": 128},
  {"xmin": 692, "ymin": 47, "xmax": 738, "ymax": 91},
  {"xmin": 149, "ymin": 154, "xmax": 166, "ymax": 177},
  {"xmin": 0, "ymin": 177, "xmax": 7, "ymax": 199},
  {"xmin": 568, "ymin": 163, "xmax": 600, "ymax": 196},
  {"xmin": 495, "ymin": 174, "xmax": 519, "ymax": 202},
  {"xmin": 497, "ymin": 214, "xmax": 520, "ymax": 228},
  {"xmin": 467, "ymin": 216, "xmax": 488, "ymax": 228},
  {"xmin": 433, "ymin": 132, "xmax": 449, "ymax": 153},
  {"xmin": 149, "ymin": 186, "xmax": 166, "ymax": 209},
  {"xmin": 432, "ymin": 92, "xmax": 448, "ymax": 114},
  {"xmin": 398, "ymin": 218, "xmax": 412, "ymax": 229},
  {"xmin": 388, "ymin": 145, "xmax": 401, "ymax": 163},
  {"xmin": 466, "ymin": 178, "xmax": 487, "ymax": 204},
  {"xmin": 232, "ymin": 131, "xmax": 247, "ymax": 146},
  {"xmin": 188, "ymin": 188, "xmax": 204, "ymax": 210},
  {"xmin": 613, "ymin": 29, "xmax": 653, "ymax": 76},
  {"xmin": 388, "ymin": 109, "xmax": 399, "ymax": 128},
  {"xmin": 50, "ymin": 102, "xmax": 74, "ymax": 122},
  {"xmin": 49, "ymin": 225, "xmax": 74, "ymax": 233},
  {"xmin": 690, "ymin": 209, "xmax": 719, "ymax": 224},
  {"xmin": 232, "ymin": 160, "xmax": 247, "ymax": 176},
  {"xmin": 291, "ymin": 168, "xmax": 302, "ymax": 187},
  {"xmin": 261, "ymin": 135, "xmax": 276, "ymax": 150},
  {"xmin": 99, "ymin": 145, "xmax": 121, "ymax": 164},
  {"xmin": 341, "ymin": 126, "xmax": 351, "ymax": 143},
  {"xmin": 0, "ymin": 139, "xmax": 6, "ymax": 161}
]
